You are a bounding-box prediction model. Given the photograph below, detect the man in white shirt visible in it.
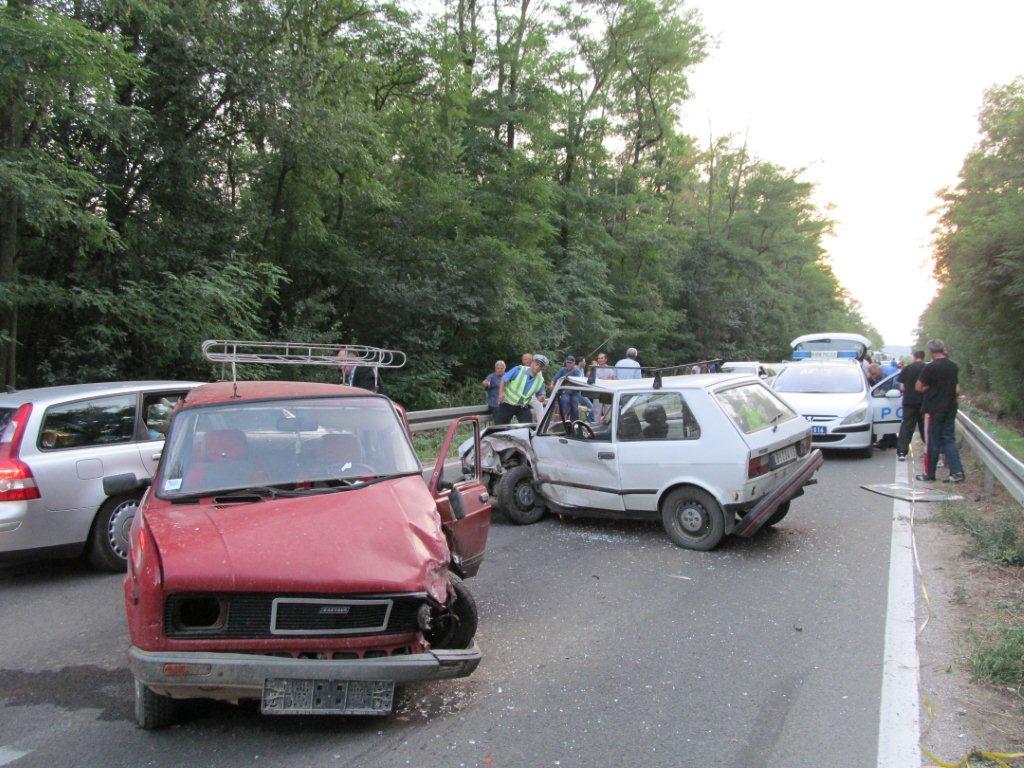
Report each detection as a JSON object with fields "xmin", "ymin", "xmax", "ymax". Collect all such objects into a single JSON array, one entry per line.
[{"xmin": 615, "ymin": 347, "xmax": 642, "ymax": 380}]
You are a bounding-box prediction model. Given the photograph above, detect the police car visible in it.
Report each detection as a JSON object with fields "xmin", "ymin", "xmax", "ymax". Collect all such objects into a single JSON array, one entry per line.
[{"xmin": 771, "ymin": 334, "xmax": 900, "ymax": 456}]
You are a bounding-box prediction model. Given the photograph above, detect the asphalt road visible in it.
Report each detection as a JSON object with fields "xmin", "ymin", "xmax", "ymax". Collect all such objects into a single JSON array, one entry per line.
[{"xmin": 0, "ymin": 450, "xmax": 898, "ymax": 768}]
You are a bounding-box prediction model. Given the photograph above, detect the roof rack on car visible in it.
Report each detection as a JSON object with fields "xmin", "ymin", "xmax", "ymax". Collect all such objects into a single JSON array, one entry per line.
[
  {"xmin": 585, "ymin": 359, "xmax": 724, "ymax": 389},
  {"xmin": 202, "ymin": 340, "xmax": 406, "ymax": 387}
]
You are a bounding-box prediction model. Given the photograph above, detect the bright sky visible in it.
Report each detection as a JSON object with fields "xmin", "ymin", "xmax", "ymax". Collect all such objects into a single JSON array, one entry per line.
[{"xmin": 680, "ymin": 0, "xmax": 1024, "ymax": 345}]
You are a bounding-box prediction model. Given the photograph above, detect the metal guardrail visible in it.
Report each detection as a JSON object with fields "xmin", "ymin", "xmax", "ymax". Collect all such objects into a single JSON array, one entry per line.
[
  {"xmin": 406, "ymin": 404, "xmax": 490, "ymax": 433},
  {"xmin": 957, "ymin": 411, "xmax": 1024, "ymax": 505}
]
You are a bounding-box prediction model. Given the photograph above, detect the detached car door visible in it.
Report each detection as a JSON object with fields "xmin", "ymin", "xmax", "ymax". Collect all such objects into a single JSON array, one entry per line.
[
  {"xmin": 870, "ymin": 372, "xmax": 902, "ymax": 440},
  {"xmin": 429, "ymin": 416, "xmax": 492, "ymax": 578}
]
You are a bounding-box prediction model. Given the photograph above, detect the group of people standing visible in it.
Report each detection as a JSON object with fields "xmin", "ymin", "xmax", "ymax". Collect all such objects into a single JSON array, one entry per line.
[
  {"xmin": 482, "ymin": 347, "xmax": 644, "ymax": 425},
  {"xmin": 894, "ymin": 340, "xmax": 965, "ymax": 483}
]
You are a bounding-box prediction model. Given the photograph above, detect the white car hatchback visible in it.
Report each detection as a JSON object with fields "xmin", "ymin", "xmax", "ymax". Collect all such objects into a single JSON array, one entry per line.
[
  {"xmin": 463, "ymin": 372, "xmax": 823, "ymax": 551},
  {"xmin": 770, "ymin": 361, "xmax": 900, "ymax": 456}
]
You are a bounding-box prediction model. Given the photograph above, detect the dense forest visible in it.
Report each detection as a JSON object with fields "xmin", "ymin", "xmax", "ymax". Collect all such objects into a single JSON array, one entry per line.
[
  {"xmin": 2, "ymin": 0, "xmax": 878, "ymax": 408},
  {"xmin": 919, "ymin": 77, "xmax": 1024, "ymax": 418}
]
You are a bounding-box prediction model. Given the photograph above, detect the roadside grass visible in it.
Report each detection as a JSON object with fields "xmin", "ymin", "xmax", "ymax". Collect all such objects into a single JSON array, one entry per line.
[
  {"xmin": 935, "ymin": 479, "xmax": 1024, "ymax": 695},
  {"xmin": 412, "ymin": 422, "xmax": 478, "ymax": 463},
  {"xmin": 937, "ymin": 501, "xmax": 1024, "ymax": 566},
  {"xmin": 961, "ymin": 405, "xmax": 1024, "ymax": 465},
  {"xmin": 966, "ymin": 624, "xmax": 1024, "ymax": 689},
  {"xmin": 412, "ymin": 429, "xmax": 447, "ymax": 462}
]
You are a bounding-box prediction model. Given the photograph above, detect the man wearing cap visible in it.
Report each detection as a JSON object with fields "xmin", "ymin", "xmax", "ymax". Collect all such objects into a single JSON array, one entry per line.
[
  {"xmin": 615, "ymin": 347, "xmax": 642, "ymax": 380},
  {"xmin": 497, "ymin": 354, "xmax": 549, "ymax": 424},
  {"xmin": 552, "ymin": 355, "xmax": 584, "ymax": 423}
]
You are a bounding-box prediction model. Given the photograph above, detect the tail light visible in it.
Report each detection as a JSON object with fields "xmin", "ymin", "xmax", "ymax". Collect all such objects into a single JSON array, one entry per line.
[
  {"xmin": 0, "ymin": 404, "xmax": 39, "ymax": 502},
  {"xmin": 796, "ymin": 435, "xmax": 811, "ymax": 457},
  {"xmin": 747, "ymin": 453, "xmax": 771, "ymax": 479}
]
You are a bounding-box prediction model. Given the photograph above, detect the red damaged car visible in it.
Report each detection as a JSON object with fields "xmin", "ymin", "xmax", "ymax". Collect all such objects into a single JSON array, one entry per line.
[{"xmin": 123, "ymin": 342, "xmax": 491, "ymax": 728}]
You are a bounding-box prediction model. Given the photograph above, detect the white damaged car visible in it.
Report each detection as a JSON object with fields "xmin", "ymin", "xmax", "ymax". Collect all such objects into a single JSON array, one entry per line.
[{"xmin": 461, "ymin": 373, "xmax": 822, "ymax": 551}]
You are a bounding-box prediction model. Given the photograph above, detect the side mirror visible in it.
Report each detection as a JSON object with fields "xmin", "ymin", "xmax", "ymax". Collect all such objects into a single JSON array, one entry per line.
[{"xmin": 885, "ymin": 389, "xmax": 901, "ymax": 399}]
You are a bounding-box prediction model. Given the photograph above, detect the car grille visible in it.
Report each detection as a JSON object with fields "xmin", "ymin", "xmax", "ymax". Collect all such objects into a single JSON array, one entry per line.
[
  {"xmin": 811, "ymin": 434, "xmax": 844, "ymax": 443},
  {"xmin": 164, "ymin": 593, "xmax": 422, "ymax": 639},
  {"xmin": 803, "ymin": 414, "xmax": 836, "ymax": 422}
]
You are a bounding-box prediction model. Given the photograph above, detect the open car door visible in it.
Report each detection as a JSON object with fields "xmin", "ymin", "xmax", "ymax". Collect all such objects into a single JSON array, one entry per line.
[
  {"xmin": 429, "ymin": 416, "xmax": 492, "ymax": 578},
  {"xmin": 870, "ymin": 372, "xmax": 902, "ymax": 440}
]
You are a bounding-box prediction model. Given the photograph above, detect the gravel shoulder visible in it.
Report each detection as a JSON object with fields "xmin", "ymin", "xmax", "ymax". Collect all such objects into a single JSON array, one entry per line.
[{"xmin": 908, "ymin": 444, "xmax": 1024, "ymax": 764}]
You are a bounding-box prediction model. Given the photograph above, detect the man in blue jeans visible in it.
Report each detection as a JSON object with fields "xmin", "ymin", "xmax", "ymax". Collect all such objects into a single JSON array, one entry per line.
[{"xmin": 915, "ymin": 339, "xmax": 965, "ymax": 483}]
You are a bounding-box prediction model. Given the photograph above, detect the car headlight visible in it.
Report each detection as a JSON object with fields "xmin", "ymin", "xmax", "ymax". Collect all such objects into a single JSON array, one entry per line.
[{"xmin": 840, "ymin": 405, "xmax": 869, "ymax": 426}]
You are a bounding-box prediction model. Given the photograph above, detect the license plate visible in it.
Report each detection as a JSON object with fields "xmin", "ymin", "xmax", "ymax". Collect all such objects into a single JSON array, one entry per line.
[
  {"xmin": 261, "ymin": 678, "xmax": 394, "ymax": 715},
  {"xmin": 771, "ymin": 445, "xmax": 798, "ymax": 468},
  {"xmin": 811, "ymin": 426, "xmax": 827, "ymax": 435}
]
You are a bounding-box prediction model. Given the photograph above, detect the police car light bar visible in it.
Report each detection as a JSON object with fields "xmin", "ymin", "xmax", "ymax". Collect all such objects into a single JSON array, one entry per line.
[
  {"xmin": 202, "ymin": 340, "xmax": 407, "ymax": 383},
  {"xmin": 791, "ymin": 350, "xmax": 859, "ymax": 360}
]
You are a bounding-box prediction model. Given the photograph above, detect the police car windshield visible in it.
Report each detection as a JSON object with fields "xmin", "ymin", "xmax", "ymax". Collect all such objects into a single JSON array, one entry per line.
[
  {"xmin": 156, "ymin": 397, "xmax": 420, "ymax": 499},
  {"xmin": 773, "ymin": 365, "xmax": 864, "ymax": 394}
]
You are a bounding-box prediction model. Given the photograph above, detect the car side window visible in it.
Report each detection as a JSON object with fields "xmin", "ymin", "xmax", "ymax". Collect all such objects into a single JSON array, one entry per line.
[
  {"xmin": 141, "ymin": 392, "xmax": 187, "ymax": 440},
  {"xmin": 871, "ymin": 373, "xmax": 899, "ymax": 398},
  {"xmin": 39, "ymin": 394, "xmax": 137, "ymax": 450},
  {"xmin": 616, "ymin": 392, "xmax": 701, "ymax": 442}
]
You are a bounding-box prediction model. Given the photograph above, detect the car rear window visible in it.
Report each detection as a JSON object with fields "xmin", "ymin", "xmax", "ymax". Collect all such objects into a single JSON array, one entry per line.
[
  {"xmin": 715, "ymin": 383, "xmax": 797, "ymax": 434},
  {"xmin": 39, "ymin": 394, "xmax": 137, "ymax": 450},
  {"xmin": 773, "ymin": 364, "xmax": 864, "ymax": 394}
]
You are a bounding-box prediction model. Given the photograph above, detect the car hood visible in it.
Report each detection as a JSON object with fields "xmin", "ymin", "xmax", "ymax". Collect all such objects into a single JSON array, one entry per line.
[
  {"xmin": 773, "ymin": 390, "xmax": 866, "ymax": 417},
  {"xmin": 145, "ymin": 475, "xmax": 450, "ymax": 601}
]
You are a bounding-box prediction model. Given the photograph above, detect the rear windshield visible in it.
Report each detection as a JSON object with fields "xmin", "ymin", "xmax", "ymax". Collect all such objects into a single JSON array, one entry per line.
[
  {"xmin": 715, "ymin": 383, "xmax": 797, "ymax": 434},
  {"xmin": 0, "ymin": 408, "xmax": 15, "ymax": 441},
  {"xmin": 158, "ymin": 396, "xmax": 420, "ymax": 498},
  {"xmin": 773, "ymin": 364, "xmax": 865, "ymax": 394}
]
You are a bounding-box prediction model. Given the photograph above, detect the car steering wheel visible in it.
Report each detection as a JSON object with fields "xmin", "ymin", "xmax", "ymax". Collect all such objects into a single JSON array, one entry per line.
[{"xmin": 571, "ymin": 420, "xmax": 595, "ymax": 439}]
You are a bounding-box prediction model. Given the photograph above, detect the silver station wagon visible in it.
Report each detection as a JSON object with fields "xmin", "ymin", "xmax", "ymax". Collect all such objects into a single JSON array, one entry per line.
[{"xmin": 0, "ymin": 381, "xmax": 201, "ymax": 570}]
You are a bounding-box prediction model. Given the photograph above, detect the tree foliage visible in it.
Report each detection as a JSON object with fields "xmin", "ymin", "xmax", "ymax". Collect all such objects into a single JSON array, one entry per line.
[
  {"xmin": 2, "ymin": 0, "xmax": 877, "ymax": 407},
  {"xmin": 920, "ymin": 77, "xmax": 1024, "ymax": 417}
]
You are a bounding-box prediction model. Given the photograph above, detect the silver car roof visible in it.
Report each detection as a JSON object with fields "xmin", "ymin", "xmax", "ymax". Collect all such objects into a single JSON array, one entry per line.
[{"xmin": 0, "ymin": 381, "xmax": 203, "ymax": 409}]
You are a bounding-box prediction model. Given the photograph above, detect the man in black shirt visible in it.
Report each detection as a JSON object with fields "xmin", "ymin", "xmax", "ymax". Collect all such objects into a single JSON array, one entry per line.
[
  {"xmin": 915, "ymin": 339, "xmax": 964, "ymax": 482},
  {"xmin": 896, "ymin": 350, "xmax": 926, "ymax": 460}
]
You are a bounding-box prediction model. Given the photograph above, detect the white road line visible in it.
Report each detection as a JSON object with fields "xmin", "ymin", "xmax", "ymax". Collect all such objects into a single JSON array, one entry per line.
[
  {"xmin": 0, "ymin": 746, "xmax": 31, "ymax": 767},
  {"xmin": 876, "ymin": 458, "xmax": 921, "ymax": 767}
]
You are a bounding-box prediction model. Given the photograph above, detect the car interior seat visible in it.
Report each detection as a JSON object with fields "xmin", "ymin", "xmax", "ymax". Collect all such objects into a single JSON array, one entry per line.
[
  {"xmin": 641, "ymin": 403, "xmax": 669, "ymax": 439},
  {"xmin": 618, "ymin": 409, "xmax": 642, "ymax": 440}
]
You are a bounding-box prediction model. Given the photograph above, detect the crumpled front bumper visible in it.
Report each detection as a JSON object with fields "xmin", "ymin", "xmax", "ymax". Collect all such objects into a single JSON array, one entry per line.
[
  {"xmin": 129, "ymin": 643, "xmax": 481, "ymax": 700},
  {"xmin": 734, "ymin": 449, "xmax": 824, "ymax": 537}
]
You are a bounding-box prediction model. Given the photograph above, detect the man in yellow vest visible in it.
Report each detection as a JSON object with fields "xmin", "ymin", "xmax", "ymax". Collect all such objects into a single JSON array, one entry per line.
[{"xmin": 497, "ymin": 354, "xmax": 549, "ymax": 424}]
